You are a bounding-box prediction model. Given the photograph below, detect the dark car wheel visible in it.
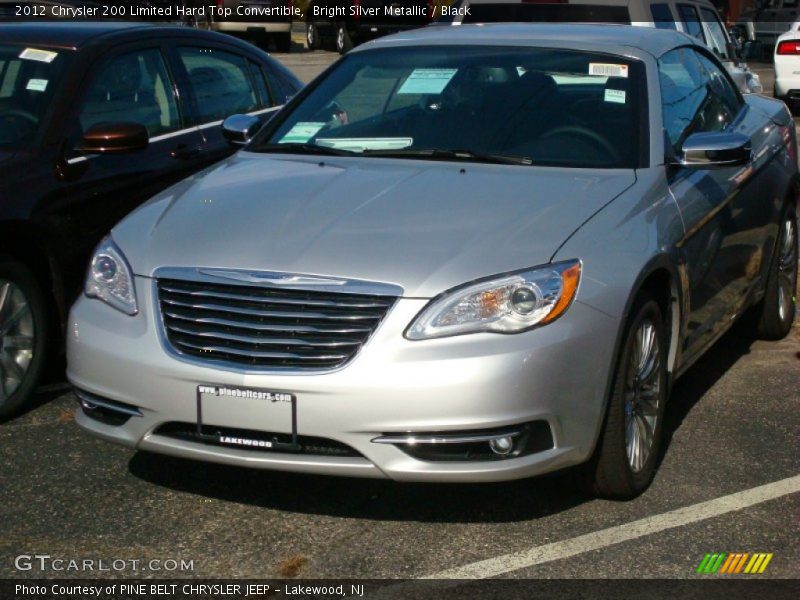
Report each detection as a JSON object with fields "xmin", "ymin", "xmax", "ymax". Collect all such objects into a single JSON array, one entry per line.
[
  {"xmin": 755, "ymin": 206, "xmax": 797, "ymax": 340},
  {"xmin": 335, "ymin": 24, "xmax": 353, "ymax": 54},
  {"xmin": 0, "ymin": 255, "xmax": 48, "ymax": 419},
  {"xmin": 306, "ymin": 23, "xmax": 320, "ymax": 50},
  {"xmin": 589, "ymin": 293, "xmax": 668, "ymax": 499}
]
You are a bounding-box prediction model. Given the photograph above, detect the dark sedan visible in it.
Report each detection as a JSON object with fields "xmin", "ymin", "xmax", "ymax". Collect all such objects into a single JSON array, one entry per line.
[{"xmin": 0, "ymin": 22, "xmax": 303, "ymax": 416}]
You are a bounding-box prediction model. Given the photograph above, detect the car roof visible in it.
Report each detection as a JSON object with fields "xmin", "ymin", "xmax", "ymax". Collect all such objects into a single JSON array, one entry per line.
[
  {"xmin": 361, "ymin": 22, "xmax": 699, "ymax": 58},
  {"xmin": 0, "ymin": 21, "xmax": 210, "ymax": 51}
]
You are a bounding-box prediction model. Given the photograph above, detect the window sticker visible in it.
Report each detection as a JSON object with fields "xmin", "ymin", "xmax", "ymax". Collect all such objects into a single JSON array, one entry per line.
[
  {"xmin": 589, "ymin": 63, "xmax": 629, "ymax": 78},
  {"xmin": 604, "ymin": 89, "xmax": 627, "ymax": 104},
  {"xmin": 398, "ymin": 69, "xmax": 458, "ymax": 94},
  {"xmin": 19, "ymin": 48, "xmax": 58, "ymax": 63},
  {"xmin": 316, "ymin": 138, "xmax": 413, "ymax": 152},
  {"xmin": 279, "ymin": 122, "xmax": 326, "ymax": 144},
  {"xmin": 26, "ymin": 79, "xmax": 48, "ymax": 92}
]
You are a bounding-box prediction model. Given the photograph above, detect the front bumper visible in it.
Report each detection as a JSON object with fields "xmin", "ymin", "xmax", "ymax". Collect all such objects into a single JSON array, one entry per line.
[{"xmin": 67, "ymin": 276, "xmax": 620, "ymax": 483}]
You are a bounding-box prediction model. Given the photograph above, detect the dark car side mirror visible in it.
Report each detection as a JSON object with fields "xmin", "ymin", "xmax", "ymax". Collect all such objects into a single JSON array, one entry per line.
[
  {"xmin": 222, "ymin": 114, "xmax": 261, "ymax": 146},
  {"xmin": 79, "ymin": 123, "xmax": 149, "ymax": 155},
  {"xmin": 675, "ymin": 132, "xmax": 751, "ymax": 168}
]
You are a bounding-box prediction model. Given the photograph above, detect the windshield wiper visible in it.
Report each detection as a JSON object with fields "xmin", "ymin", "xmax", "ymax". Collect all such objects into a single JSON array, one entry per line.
[
  {"xmin": 362, "ymin": 148, "xmax": 533, "ymax": 166},
  {"xmin": 254, "ymin": 143, "xmax": 357, "ymax": 157}
]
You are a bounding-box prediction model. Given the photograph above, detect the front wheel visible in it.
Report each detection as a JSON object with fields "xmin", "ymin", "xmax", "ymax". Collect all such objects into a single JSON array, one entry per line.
[
  {"xmin": 589, "ymin": 294, "xmax": 668, "ymax": 499},
  {"xmin": 754, "ymin": 206, "xmax": 798, "ymax": 339},
  {"xmin": 0, "ymin": 256, "xmax": 48, "ymax": 419},
  {"xmin": 335, "ymin": 24, "xmax": 353, "ymax": 54}
]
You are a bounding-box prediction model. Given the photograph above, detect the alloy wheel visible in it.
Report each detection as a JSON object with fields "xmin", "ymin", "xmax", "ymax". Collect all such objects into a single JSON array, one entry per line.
[
  {"xmin": 336, "ymin": 28, "xmax": 344, "ymax": 52},
  {"xmin": 624, "ymin": 319, "xmax": 661, "ymax": 473},
  {"xmin": 777, "ymin": 216, "xmax": 798, "ymax": 323},
  {"xmin": 0, "ymin": 279, "xmax": 35, "ymax": 403}
]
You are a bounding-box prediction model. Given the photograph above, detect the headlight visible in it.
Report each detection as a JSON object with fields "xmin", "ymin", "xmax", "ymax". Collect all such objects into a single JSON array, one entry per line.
[
  {"xmin": 85, "ymin": 237, "xmax": 138, "ymax": 315},
  {"xmin": 405, "ymin": 260, "xmax": 581, "ymax": 340}
]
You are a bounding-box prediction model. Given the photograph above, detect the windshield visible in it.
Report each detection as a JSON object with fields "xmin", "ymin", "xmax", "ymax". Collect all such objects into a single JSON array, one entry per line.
[
  {"xmin": 255, "ymin": 46, "xmax": 645, "ymax": 169},
  {"xmin": 0, "ymin": 44, "xmax": 69, "ymax": 149}
]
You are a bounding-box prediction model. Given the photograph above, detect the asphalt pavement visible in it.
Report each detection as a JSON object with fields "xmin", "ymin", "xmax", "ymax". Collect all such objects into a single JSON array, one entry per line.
[{"xmin": 0, "ymin": 54, "xmax": 798, "ymax": 582}]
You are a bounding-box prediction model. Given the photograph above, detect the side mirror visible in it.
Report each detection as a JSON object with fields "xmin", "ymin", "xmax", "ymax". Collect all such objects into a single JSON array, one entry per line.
[
  {"xmin": 222, "ymin": 114, "xmax": 261, "ymax": 146},
  {"xmin": 79, "ymin": 122, "xmax": 148, "ymax": 154},
  {"xmin": 676, "ymin": 132, "xmax": 751, "ymax": 168}
]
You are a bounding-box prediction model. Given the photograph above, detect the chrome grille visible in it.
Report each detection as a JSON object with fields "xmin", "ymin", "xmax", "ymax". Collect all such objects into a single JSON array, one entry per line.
[{"xmin": 157, "ymin": 278, "xmax": 397, "ymax": 370}]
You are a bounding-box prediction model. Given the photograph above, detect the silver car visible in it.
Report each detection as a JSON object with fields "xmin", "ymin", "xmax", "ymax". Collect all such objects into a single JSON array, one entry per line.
[{"xmin": 67, "ymin": 24, "xmax": 799, "ymax": 498}]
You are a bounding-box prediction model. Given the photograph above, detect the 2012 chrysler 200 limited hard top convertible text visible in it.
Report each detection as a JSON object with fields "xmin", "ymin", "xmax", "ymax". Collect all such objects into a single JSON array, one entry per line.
[{"xmin": 67, "ymin": 24, "xmax": 799, "ymax": 499}]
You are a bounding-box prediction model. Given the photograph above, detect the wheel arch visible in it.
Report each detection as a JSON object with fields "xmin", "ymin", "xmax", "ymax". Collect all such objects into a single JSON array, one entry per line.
[
  {"xmin": 0, "ymin": 220, "xmax": 66, "ymax": 329},
  {"xmin": 585, "ymin": 255, "xmax": 684, "ymax": 462}
]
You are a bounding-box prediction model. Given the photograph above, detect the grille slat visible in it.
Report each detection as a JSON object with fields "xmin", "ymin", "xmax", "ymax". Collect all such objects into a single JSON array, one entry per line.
[
  {"xmin": 159, "ymin": 284, "xmax": 392, "ymax": 309},
  {"xmin": 158, "ymin": 278, "xmax": 396, "ymax": 370},
  {"xmin": 163, "ymin": 311, "xmax": 374, "ymax": 334},
  {"xmin": 161, "ymin": 296, "xmax": 384, "ymax": 322},
  {"xmin": 168, "ymin": 324, "xmax": 363, "ymax": 348}
]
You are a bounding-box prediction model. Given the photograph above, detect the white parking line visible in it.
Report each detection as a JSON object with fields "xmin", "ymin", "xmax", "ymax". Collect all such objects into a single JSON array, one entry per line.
[{"xmin": 424, "ymin": 474, "xmax": 800, "ymax": 579}]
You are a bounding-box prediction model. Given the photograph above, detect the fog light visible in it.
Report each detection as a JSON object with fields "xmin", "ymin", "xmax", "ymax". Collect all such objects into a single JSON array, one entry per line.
[{"xmin": 489, "ymin": 436, "xmax": 515, "ymax": 456}]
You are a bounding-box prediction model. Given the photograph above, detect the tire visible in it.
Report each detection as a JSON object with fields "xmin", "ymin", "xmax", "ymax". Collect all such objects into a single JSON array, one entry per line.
[
  {"xmin": 275, "ymin": 32, "xmax": 292, "ymax": 53},
  {"xmin": 0, "ymin": 255, "xmax": 48, "ymax": 419},
  {"xmin": 589, "ymin": 293, "xmax": 668, "ymax": 499},
  {"xmin": 754, "ymin": 206, "xmax": 798, "ymax": 340},
  {"xmin": 335, "ymin": 24, "xmax": 353, "ymax": 54},
  {"xmin": 306, "ymin": 23, "xmax": 320, "ymax": 51}
]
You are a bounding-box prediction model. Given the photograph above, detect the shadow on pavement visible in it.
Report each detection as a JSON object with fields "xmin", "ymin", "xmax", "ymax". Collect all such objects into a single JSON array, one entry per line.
[
  {"xmin": 129, "ymin": 451, "xmax": 590, "ymax": 523},
  {"xmin": 661, "ymin": 320, "xmax": 755, "ymax": 456}
]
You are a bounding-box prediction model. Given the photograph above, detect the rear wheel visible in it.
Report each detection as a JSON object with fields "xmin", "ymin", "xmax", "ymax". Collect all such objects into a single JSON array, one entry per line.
[
  {"xmin": 335, "ymin": 24, "xmax": 353, "ymax": 54},
  {"xmin": 754, "ymin": 206, "xmax": 798, "ymax": 339},
  {"xmin": 306, "ymin": 23, "xmax": 320, "ymax": 50},
  {"xmin": 0, "ymin": 256, "xmax": 48, "ymax": 419},
  {"xmin": 589, "ymin": 294, "xmax": 668, "ymax": 499}
]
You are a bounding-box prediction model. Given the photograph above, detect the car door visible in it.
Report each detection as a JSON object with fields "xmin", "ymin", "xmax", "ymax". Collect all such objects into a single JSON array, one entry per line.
[
  {"xmin": 170, "ymin": 44, "xmax": 285, "ymax": 168},
  {"xmin": 54, "ymin": 42, "xmax": 205, "ymax": 293},
  {"xmin": 659, "ymin": 47, "xmax": 772, "ymax": 361}
]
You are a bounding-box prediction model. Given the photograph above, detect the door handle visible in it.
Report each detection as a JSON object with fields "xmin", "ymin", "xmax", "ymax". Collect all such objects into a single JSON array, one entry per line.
[{"xmin": 171, "ymin": 144, "xmax": 203, "ymax": 160}]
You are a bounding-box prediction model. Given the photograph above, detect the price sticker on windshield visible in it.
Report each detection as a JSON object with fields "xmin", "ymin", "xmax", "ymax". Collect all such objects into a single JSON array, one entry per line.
[
  {"xmin": 19, "ymin": 48, "xmax": 58, "ymax": 63},
  {"xmin": 398, "ymin": 69, "xmax": 458, "ymax": 94},
  {"xmin": 589, "ymin": 63, "xmax": 629, "ymax": 78}
]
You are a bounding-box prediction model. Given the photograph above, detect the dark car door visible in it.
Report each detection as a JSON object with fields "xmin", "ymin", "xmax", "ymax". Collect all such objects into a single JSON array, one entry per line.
[
  {"xmin": 660, "ymin": 47, "xmax": 773, "ymax": 362},
  {"xmin": 53, "ymin": 41, "xmax": 204, "ymax": 292},
  {"xmin": 169, "ymin": 43, "xmax": 290, "ymax": 167}
]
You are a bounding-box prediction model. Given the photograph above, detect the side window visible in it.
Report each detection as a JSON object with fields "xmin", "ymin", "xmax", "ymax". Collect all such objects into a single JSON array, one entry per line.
[
  {"xmin": 699, "ymin": 8, "xmax": 731, "ymax": 60},
  {"xmin": 650, "ymin": 4, "xmax": 677, "ymax": 30},
  {"xmin": 784, "ymin": 0, "xmax": 798, "ymax": 8},
  {"xmin": 0, "ymin": 59, "xmax": 22, "ymax": 97},
  {"xmin": 677, "ymin": 4, "xmax": 706, "ymax": 42},
  {"xmin": 178, "ymin": 47, "xmax": 258, "ymax": 123},
  {"xmin": 248, "ymin": 60, "xmax": 273, "ymax": 108},
  {"xmin": 266, "ymin": 68, "xmax": 300, "ymax": 105},
  {"xmin": 658, "ymin": 48, "xmax": 739, "ymax": 155},
  {"xmin": 694, "ymin": 52, "xmax": 743, "ymax": 117},
  {"xmin": 79, "ymin": 49, "xmax": 180, "ymax": 137}
]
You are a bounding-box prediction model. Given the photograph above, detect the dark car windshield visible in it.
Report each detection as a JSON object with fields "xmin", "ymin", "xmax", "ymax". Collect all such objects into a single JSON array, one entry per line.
[
  {"xmin": 255, "ymin": 46, "xmax": 645, "ymax": 169},
  {"xmin": 0, "ymin": 44, "xmax": 69, "ymax": 149}
]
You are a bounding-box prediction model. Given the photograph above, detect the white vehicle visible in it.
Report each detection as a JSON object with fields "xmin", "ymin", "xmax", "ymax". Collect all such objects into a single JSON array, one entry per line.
[
  {"xmin": 738, "ymin": 0, "xmax": 800, "ymax": 51},
  {"xmin": 774, "ymin": 20, "xmax": 800, "ymax": 108},
  {"xmin": 440, "ymin": 0, "xmax": 763, "ymax": 94}
]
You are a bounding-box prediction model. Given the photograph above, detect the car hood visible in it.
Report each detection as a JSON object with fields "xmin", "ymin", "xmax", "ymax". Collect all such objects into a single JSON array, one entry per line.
[{"xmin": 114, "ymin": 153, "xmax": 636, "ymax": 298}]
